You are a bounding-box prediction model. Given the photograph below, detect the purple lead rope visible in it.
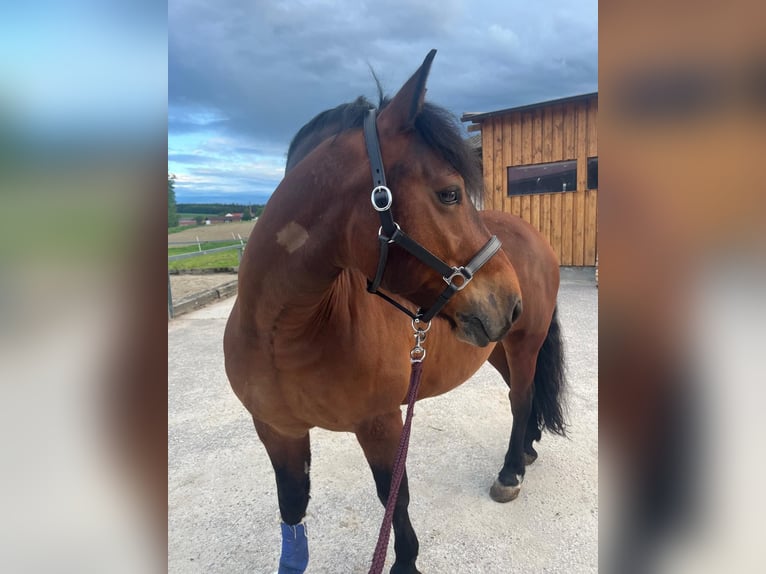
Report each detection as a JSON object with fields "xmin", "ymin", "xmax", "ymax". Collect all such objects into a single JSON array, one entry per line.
[{"xmin": 368, "ymin": 361, "xmax": 424, "ymax": 574}]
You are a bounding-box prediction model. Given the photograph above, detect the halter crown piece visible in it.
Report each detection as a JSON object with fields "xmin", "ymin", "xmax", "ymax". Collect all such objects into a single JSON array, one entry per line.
[{"xmin": 362, "ymin": 108, "xmax": 501, "ymax": 324}]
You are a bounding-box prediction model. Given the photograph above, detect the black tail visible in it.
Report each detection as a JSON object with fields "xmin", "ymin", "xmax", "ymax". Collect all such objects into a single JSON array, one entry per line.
[{"xmin": 532, "ymin": 306, "xmax": 567, "ymax": 436}]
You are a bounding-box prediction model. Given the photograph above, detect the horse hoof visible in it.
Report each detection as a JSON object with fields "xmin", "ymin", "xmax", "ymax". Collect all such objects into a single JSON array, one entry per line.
[
  {"xmin": 524, "ymin": 452, "xmax": 538, "ymax": 466},
  {"xmin": 489, "ymin": 478, "xmax": 521, "ymax": 502}
]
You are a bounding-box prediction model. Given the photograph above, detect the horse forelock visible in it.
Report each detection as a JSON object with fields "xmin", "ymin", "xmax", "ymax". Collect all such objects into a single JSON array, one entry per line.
[
  {"xmin": 413, "ymin": 103, "xmax": 482, "ymax": 204},
  {"xmin": 285, "ymin": 97, "xmax": 482, "ymax": 205}
]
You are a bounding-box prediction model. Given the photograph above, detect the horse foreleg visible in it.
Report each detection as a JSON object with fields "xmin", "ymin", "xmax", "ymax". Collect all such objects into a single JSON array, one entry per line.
[
  {"xmin": 487, "ymin": 339, "xmax": 539, "ymax": 502},
  {"xmin": 356, "ymin": 412, "xmax": 421, "ymax": 574},
  {"xmin": 254, "ymin": 418, "xmax": 311, "ymax": 574}
]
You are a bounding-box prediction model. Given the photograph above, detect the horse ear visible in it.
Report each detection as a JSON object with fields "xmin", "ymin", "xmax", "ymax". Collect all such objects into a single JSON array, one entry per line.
[{"xmin": 378, "ymin": 49, "xmax": 437, "ymax": 132}]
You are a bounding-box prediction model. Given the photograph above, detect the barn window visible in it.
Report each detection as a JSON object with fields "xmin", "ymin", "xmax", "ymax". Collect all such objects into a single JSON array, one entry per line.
[
  {"xmin": 507, "ymin": 160, "xmax": 577, "ymax": 196},
  {"xmin": 587, "ymin": 157, "xmax": 598, "ymax": 189}
]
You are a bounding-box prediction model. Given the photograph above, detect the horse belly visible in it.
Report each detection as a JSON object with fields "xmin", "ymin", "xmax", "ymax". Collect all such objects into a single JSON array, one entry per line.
[{"xmin": 226, "ymin": 307, "xmax": 495, "ymax": 433}]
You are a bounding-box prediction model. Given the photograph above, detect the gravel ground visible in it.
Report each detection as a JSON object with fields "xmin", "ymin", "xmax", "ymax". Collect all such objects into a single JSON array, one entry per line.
[
  {"xmin": 168, "ymin": 269, "xmax": 597, "ymax": 573},
  {"xmin": 170, "ymin": 273, "xmax": 238, "ymax": 301},
  {"xmin": 169, "ymin": 221, "xmax": 256, "ymax": 243}
]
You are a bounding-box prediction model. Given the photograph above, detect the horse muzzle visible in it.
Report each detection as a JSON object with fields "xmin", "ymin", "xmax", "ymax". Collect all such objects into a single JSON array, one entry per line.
[{"xmin": 455, "ymin": 295, "xmax": 522, "ymax": 347}]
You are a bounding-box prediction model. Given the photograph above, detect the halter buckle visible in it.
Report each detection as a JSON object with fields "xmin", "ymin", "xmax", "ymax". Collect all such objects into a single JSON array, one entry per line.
[{"xmin": 371, "ymin": 185, "xmax": 393, "ymax": 212}]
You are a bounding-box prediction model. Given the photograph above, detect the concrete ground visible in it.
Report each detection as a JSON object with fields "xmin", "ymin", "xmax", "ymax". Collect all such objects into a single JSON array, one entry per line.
[{"xmin": 168, "ymin": 269, "xmax": 597, "ymax": 573}]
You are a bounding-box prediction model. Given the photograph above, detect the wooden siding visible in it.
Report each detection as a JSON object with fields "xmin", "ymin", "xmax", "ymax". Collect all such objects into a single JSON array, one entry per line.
[{"xmin": 477, "ymin": 95, "xmax": 598, "ymax": 266}]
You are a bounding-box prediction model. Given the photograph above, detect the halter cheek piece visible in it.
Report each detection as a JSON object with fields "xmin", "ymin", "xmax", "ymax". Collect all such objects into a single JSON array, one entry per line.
[{"xmin": 363, "ymin": 108, "xmax": 501, "ymax": 323}]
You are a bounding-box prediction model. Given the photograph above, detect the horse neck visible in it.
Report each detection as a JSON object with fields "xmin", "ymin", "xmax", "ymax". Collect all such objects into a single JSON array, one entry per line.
[{"xmin": 239, "ymin": 150, "xmax": 377, "ymax": 331}]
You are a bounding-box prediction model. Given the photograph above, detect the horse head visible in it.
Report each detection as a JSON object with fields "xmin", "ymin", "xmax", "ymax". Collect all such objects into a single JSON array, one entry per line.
[
  {"xmin": 278, "ymin": 50, "xmax": 523, "ymax": 346},
  {"xmin": 354, "ymin": 51, "xmax": 523, "ymax": 345}
]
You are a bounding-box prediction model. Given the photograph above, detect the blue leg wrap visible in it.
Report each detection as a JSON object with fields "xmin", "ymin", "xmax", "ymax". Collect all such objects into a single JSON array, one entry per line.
[{"xmin": 278, "ymin": 521, "xmax": 309, "ymax": 574}]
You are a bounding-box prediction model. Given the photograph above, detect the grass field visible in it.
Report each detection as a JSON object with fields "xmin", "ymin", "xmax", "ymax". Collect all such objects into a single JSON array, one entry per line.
[
  {"xmin": 168, "ymin": 251, "xmax": 241, "ymax": 271},
  {"xmin": 168, "ymin": 240, "xmax": 243, "ymax": 271},
  {"xmin": 168, "ymin": 240, "xmax": 241, "ymax": 256}
]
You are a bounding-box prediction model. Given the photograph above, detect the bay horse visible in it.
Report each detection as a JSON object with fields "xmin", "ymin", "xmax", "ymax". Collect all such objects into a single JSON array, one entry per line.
[{"xmin": 224, "ymin": 50, "xmax": 566, "ymax": 574}]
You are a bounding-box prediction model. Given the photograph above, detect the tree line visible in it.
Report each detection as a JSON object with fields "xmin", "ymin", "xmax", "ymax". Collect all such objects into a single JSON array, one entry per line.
[
  {"xmin": 176, "ymin": 203, "xmax": 266, "ymax": 217},
  {"xmin": 168, "ymin": 173, "xmax": 266, "ymax": 228}
]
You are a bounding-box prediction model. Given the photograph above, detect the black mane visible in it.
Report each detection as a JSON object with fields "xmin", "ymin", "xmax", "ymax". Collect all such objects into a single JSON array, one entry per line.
[
  {"xmin": 285, "ymin": 94, "xmax": 482, "ymax": 204},
  {"xmin": 286, "ymin": 96, "xmax": 376, "ymax": 172}
]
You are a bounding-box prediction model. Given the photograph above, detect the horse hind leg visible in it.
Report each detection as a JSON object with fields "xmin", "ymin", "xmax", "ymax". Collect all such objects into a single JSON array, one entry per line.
[
  {"xmin": 487, "ymin": 345, "xmax": 539, "ymax": 465},
  {"xmin": 356, "ymin": 412, "xmax": 421, "ymax": 574},
  {"xmin": 487, "ymin": 341, "xmax": 538, "ymax": 502},
  {"xmin": 254, "ymin": 419, "xmax": 312, "ymax": 574},
  {"xmin": 487, "ymin": 309, "xmax": 567, "ymax": 503}
]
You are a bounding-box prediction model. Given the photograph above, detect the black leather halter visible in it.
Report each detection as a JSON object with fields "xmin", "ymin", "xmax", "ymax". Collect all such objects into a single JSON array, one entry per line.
[{"xmin": 363, "ymin": 108, "xmax": 501, "ymax": 323}]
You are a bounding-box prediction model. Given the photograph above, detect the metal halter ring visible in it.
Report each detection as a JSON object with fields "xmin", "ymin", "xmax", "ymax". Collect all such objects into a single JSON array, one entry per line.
[
  {"xmin": 444, "ymin": 267, "xmax": 473, "ymax": 291},
  {"xmin": 378, "ymin": 222, "xmax": 401, "ymax": 243},
  {"xmin": 371, "ymin": 185, "xmax": 393, "ymax": 211},
  {"xmin": 411, "ymin": 317, "xmax": 432, "ymax": 334}
]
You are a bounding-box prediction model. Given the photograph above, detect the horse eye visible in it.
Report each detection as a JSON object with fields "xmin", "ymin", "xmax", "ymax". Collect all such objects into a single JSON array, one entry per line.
[{"xmin": 437, "ymin": 188, "xmax": 460, "ymax": 205}]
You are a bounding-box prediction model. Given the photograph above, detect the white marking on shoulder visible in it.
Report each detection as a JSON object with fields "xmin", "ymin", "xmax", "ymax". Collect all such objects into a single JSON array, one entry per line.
[{"xmin": 276, "ymin": 221, "xmax": 309, "ymax": 253}]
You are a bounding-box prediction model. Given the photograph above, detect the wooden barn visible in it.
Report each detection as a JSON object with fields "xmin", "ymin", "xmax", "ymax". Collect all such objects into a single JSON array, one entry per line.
[{"xmin": 462, "ymin": 92, "xmax": 598, "ymax": 267}]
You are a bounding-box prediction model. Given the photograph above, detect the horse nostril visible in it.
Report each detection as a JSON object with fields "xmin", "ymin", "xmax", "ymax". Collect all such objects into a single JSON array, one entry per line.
[{"xmin": 511, "ymin": 299, "xmax": 523, "ymax": 324}]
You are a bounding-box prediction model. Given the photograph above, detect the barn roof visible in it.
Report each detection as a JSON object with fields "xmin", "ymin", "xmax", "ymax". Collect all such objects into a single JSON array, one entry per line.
[{"xmin": 461, "ymin": 92, "xmax": 598, "ymax": 123}]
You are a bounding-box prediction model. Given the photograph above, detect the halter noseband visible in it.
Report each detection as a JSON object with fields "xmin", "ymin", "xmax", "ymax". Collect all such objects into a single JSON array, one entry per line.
[{"xmin": 363, "ymin": 108, "xmax": 501, "ymax": 323}]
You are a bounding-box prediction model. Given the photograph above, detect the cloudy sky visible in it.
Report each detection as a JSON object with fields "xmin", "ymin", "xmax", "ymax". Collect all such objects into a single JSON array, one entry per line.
[{"xmin": 169, "ymin": 0, "xmax": 597, "ymax": 204}]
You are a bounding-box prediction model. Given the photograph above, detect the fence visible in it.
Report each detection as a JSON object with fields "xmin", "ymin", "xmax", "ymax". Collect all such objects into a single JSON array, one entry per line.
[{"xmin": 167, "ymin": 242, "xmax": 245, "ymax": 319}]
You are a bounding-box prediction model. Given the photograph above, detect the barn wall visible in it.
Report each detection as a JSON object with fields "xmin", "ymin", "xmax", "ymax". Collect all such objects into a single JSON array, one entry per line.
[{"xmin": 479, "ymin": 96, "xmax": 598, "ymax": 266}]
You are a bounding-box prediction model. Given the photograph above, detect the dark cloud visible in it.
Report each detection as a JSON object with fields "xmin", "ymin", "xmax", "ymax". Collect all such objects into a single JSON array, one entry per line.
[{"xmin": 169, "ymin": 0, "xmax": 597, "ymax": 200}]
